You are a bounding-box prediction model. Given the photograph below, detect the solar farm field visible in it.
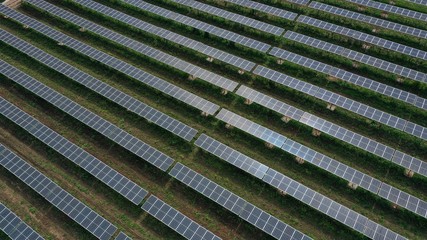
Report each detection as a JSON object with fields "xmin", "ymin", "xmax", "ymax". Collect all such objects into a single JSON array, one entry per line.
[{"xmin": 0, "ymin": 0, "xmax": 426, "ymax": 239}]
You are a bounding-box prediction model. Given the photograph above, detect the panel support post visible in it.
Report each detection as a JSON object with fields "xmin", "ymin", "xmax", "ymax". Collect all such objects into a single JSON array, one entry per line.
[
  {"xmin": 404, "ymin": 169, "xmax": 414, "ymax": 178},
  {"xmin": 295, "ymin": 157, "xmax": 305, "ymax": 164},
  {"xmin": 347, "ymin": 182, "xmax": 358, "ymax": 190},
  {"xmin": 265, "ymin": 142, "xmax": 274, "ymax": 149},
  {"xmin": 281, "ymin": 116, "xmax": 291, "ymax": 123},
  {"xmin": 327, "ymin": 103, "xmax": 336, "ymax": 111},
  {"xmin": 312, "ymin": 129, "xmax": 321, "ymax": 137}
]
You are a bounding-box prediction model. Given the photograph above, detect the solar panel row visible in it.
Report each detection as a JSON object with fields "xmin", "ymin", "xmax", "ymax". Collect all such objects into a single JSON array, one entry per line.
[
  {"xmin": 141, "ymin": 195, "xmax": 221, "ymax": 240},
  {"xmin": 0, "ymin": 29, "xmax": 198, "ymax": 142},
  {"xmin": 195, "ymin": 134, "xmax": 427, "ymax": 219},
  {"xmin": 235, "ymin": 85, "xmax": 427, "ymax": 177},
  {"xmin": 408, "ymin": 0, "xmax": 427, "ymax": 5},
  {"xmin": 73, "ymin": 0, "xmax": 255, "ymax": 71},
  {"xmin": 283, "ymin": 31, "xmax": 427, "ymax": 83},
  {"xmin": 269, "ymin": 47, "xmax": 426, "ymax": 110},
  {"xmin": 0, "ymin": 46, "xmax": 174, "ymax": 172},
  {"xmin": 286, "ymin": 0, "xmax": 312, "ymax": 5},
  {"xmin": 346, "ymin": 0, "xmax": 427, "ymax": 22},
  {"xmin": 221, "ymin": 0, "xmax": 298, "ymax": 20},
  {"xmin": 29, "ymin": 0, "xmax": 238, "ymax": 92},
  {"xmin": 297, "ymin": 15, "xmax": 427, "ymax": 60},
  {"xmin": 309, "ymin": 1, "xmax": 427, "ymax": 39},
  {"xmin": 193, "ymin": 135, "xmax": 408, "ymax": 239},
  {"xmin": 0, "ymin": 62, "xmax": 149, "ymax": 205},
  {"xmin": 169, "ymin": 163, "xmax": 312, "ymax": 240},
  {"xmin": 168, "ymin": 0, "xmax": 285, "ymax": 36},
  {"xmin": 253, "ymin": 65, "xmax": 427, "ymax": 141},
  {"xmin": 263, "ymin": 169, "xmax": 406, "ymax": 240},
  {"xmin": 117, "ymin": 0, "xmax": 271, "ymax": 53},
  {"xmin": 0, "ymin": 143, "xmax": 118, "ymax": 240},
  {"xmin": 115, "ymin": 232, "xmax": 132, "ymax": 240},
  {"xmin": 214, "ymin": 110, "xmax": 427, "ymax": 218},
  {"xmin": 0, "ymin": 203, "xmax": 44, "ymax": 240},
  {"xmin": 0, "ymin": 5, "xmax": 220, "ymax": 116}
]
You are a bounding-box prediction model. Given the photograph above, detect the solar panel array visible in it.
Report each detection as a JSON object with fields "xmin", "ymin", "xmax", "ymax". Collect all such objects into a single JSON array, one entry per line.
[
  {"xmin": 217, "ymin": 109, "xmax": 288, "ymax": 148},
  {"xmin": 215, "ymin": 109, "xmax": 385, "ymax": 192},
  {"xmin": 297, "ymin": 15, "xmax": 427, "ymax": 60},
  {"xmin": 0, "ymin": 61, "xmax": 174, "ymax": 173},
  {"xmin": 346, "ymin": 0, "xmax": 427, "ymax": 22},
  {"xmin": 263, "ymin": 169, "xmax": 406, "ymax": 240},
  {"xmin": 73, "ymin": 0, "xmax": 255, "ymax": 71},
  {"xmin": 0, "ymin": 144, "xmax": 118, "ymax": 240},
  {"xmin": 269, "ymin": 47, "xmax": 426, "ymax": 110},
  {"xmin": 115, "ymin": 232, "xmax": 132, "ymax": 240},
  {"xmin": 234, "ymin": 85, "xmax": 427, "ymax": 177},
  {"xmin": 408, "ymin": 0, "xmax": 427, "ymax": 5},
  {"xmin": 29, "ymin": 0, "xmax": 238, "ymax": 92},
  {"xmin": 0, "ymin": 5, "xmax": 220, "ymax": 116},
  {"xmin": 285, "ymin": 0, "xmax": 312, "ymax": 5},
  {"xmin": 0, "ymin": 29, "xmax": 197, "ymax": 142},
  {"xmin": 0, "ymin": 66, "xmax": 149, "ymax": 204},
  {"xmin": 195, "ymin": 134, "xmax": 269, "ymax": 179},
  {"xmin": 169, "ymin": 163, "xmax": 312, "ymax": 240},
  {"xmin": 221, "ymin": 0, "xmax": 298, "ymax": 20},
  {"xmin": 195, "ymin": 134, "xmax": 427, "ymax": 219},
  {"xmin": 168, "ymin": 0, "xmax": 285, "ymax": 36},
  {"xmin": 0, "ymin": 203, "xmax": 44, "ymax": 240},
  {"xmin": 194, "ymin": 134, "xmax": 412, "ymax": 239},
  {"xmin": 253, "ymin": 66, "xmax": 427, "ymax": 141},
  {"xmin": 141, "ymin": 195, "xmax": 221, "ymax": 240},
  {"xmin": 309, "ymin": 1, "xmax": 427, "ymax": 39},
  {"xmin": 284, "ymin": 31, "xmax": 427, "ymax": 83},
  {"xmin": 118, "ymin": 0, "xmax": 271, "ymax": 53}
]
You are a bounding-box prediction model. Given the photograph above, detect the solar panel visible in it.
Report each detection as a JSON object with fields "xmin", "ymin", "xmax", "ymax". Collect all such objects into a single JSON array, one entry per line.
[
  {"xmin": 0, "ymin": 62, "xmax": 174, "ymax": 172},
  {"xmin": 300, "ymin": 112, "xmax": 396, "ymax": 159},
  {"xmin": 115, "ymin": 232, "xmax": 132, "ymax": 240},
  {"xmin": 117, "ymin": 0, "xmax": 271, "ymax": 53},
  {"xmin": 72, "ymin": 1, "xmax": 255, "ymax": 71},
  {"xmin": 378, "ymin": 183, "xmax": 427, "ymax": 218},
  {"xmin": 168, "ymin": 0, "xmax": 285, "ymax": 36},
  {"xmin": 28, "ymin": 0, "xmax": 238, "ymax": 92},
  {"xmin": 0, "ymin": 5, "xmax": 219, "ymax": 116},
  {"xmin": 0, "ymin": 83, "xmax": 149, "ymax": 205},
  {"xmin": 297, "ymin": 15, "xmax": 427, "ymax": 60},
  {"xmin": 0, "ymin": 30, "xmax": 197, "ymax": 142},
  {"xmin": 346, "ymin": 0, "xmax": 427, "ymax": 22},
  {"xmin": 284, "ymin": 31, "xmax": 427, "ymax": 83},
  {"xmin": 408, "ymin": 0, "xmax": 427, "ymax": 5},
  {"xmin": 254, "ymin": 65, "xmax": 427, "ymax": 141},
  {"xmin": 169, "ymin": 163, "xmax": 311, "ymax": 240},
  {"xmin": 216, "ymin": 109, "xmax": 288, "ymax": 148},
  {"xmin": 0, "ymin": 144, "xmax": 118, "ymax": 240},
  {"xmin": 263, "ymin": 169, "xmax": 406, "ymax": 240},
  {"xmin": 286, "ymin": 0, "xmax": 311, "ymax": 5},
  {"xmin": 220, "ymin": 0, "xmax": 298, "ymax": 20},
  {"xmin": 194, "ymin": 134, "xmax": 269, "ymax": 179},
  {"xmin": 0, "ymin": 203, "xmax": 44, "ymax": 240},
  {"xmin": 309, "ymin": 1, "xmax": 427, "ymax": 39},
  {"xmin": 235, "ymin": 85, "xmax": 305, "ymax": 121},
  {"xmin": 141, "ymin": 195, "xmax": 221, "ymax": 240},
  {"xmin": 269, "ymin": 47, "xmax": 425, "ymax": 109}
]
